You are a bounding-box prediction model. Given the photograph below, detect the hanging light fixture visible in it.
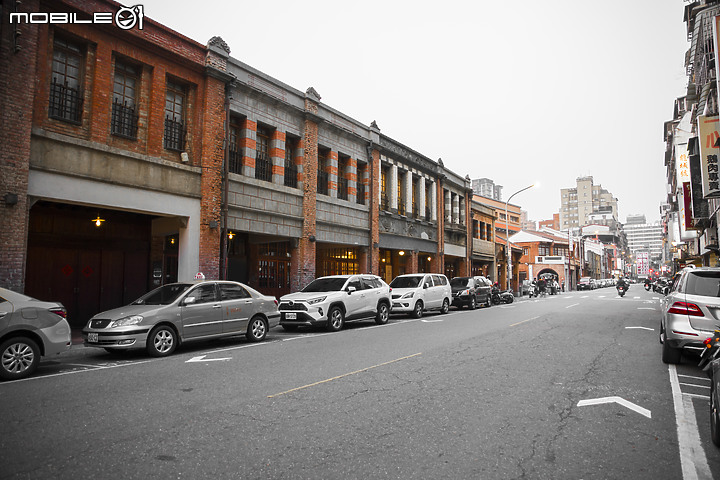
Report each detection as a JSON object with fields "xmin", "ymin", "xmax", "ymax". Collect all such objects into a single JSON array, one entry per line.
[
  {"xmin": 92, "ymin": 213, "xmax": 105, "ymax": 227},
  {"xmin": 227, "ymin": 231, "xmax": 235, "ymax": 240}
]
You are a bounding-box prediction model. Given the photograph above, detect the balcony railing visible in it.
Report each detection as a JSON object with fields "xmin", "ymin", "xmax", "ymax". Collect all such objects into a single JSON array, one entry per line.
[
  {"xmin": 49, "ymin": 79, "xmax": 83, "ymax": 124},
  {"xmin": 164, "ymin": 117, "xmax": 185, "ymax": 151},
  {"xmin": 255, "ymin": 152, "xmax": 272, "ymax": 182},
  {"xmin": 338, "ymin": 177, "xmax": 348, "ymax": 200},
  {"xmin": 229, "ymin": 149, "xmax": 243, "ymax": 175},
  {"xmin": 356, "ymin": 183, "xmax": 366, "ymax": 205},
  {"xmin": 284, "ymin": 159, "xmax": 297, "ymax": 188},
  {"xmin": 317, "ymin": 170, "xmax": 329, "ymax": 195},
  {"xmin": 111, "ymin": 99, "xmax": 138, "ymax": 139}
]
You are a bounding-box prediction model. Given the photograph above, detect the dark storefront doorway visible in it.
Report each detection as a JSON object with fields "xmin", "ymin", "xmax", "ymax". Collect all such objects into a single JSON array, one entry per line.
[{"xmin": 25, "ymin": 202, "xmax": 152, "ymax": 329}]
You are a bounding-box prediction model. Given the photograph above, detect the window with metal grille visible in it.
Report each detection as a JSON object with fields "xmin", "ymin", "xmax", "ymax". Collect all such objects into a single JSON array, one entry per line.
[
  {"xmin": 284, "ymin": 136, "xmax": 298, "ymax": 188},
  {"xmin": 164, "ymin": 81, "xmax": 186, "ymax": 151},
  {"xmin": 229, "ymin": 121, "xmax": 243, "ymax": 174},
  {"xmin": 425, "ymin": 183, "xmax": 433, "ymax": 219},
  {"xmin": 380, "ymin": 167, "xmax": 389, "ymax": 210},
  {"xmin": 337, "ymin": 154, "xmax": 349, "ymax": 200},
  {"xmin": 111, "ymin": 61, "xmax": 139, "ymax": 139},
  {"xmin": 412, "ymin": 178, "xmax": 419, "ymax": 218},
  {"xmin": 356, "ymin": 162, "xmax": 366, "ymax": 205},
  {"xmin": 255, "ymin": 125, "xmax": 272, "ymax": 182},
  {"xmin": 397, "ymin": 172, "xmax": 406, "ymax": 215},
  {"xmin": 317, "ymin": 148, "xmax": 329, "ymax": 195},
  {"xmin": 49, "ymin": 37, "xmax": 83, "ymax": 124}
]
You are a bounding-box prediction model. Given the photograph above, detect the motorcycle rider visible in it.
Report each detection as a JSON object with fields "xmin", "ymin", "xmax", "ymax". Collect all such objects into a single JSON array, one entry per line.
[
  {"xmin": 644, "ymin": 277, "xmax": 652, "ymax": 291},
  {"xmin": 537, "ymin": 277, "xmax": 547, "ymax": 297},
  {"xmin": 616, "ymin": 275, "xmax": 629, "ymax": 295}
]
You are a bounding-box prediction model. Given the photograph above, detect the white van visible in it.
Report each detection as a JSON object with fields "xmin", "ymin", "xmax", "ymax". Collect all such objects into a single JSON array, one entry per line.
[{"xmin": 389, "ymin": 273, "xmax": 452, "ymax": 318}]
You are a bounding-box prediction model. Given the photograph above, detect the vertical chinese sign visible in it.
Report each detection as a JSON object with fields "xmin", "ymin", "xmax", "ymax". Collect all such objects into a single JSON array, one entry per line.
[{"xmin": 697, "ymin": 115, "xmax": 720, "ymax": 198}]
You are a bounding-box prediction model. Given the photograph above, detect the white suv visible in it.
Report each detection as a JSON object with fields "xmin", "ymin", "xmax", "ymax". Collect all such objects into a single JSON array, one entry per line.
[
  {"xmin": 278, "ymin": 275, "xmax": 392, "ymax": 332},
  {"xmin": 389, "ymin": 274, "xmax": 452, "ymax": 318}
]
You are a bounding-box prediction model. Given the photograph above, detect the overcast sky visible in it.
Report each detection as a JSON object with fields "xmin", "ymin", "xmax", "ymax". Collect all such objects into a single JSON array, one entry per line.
[{"xmin": 147, "ymin": 0, "xmax": 688, "ymax": 224}]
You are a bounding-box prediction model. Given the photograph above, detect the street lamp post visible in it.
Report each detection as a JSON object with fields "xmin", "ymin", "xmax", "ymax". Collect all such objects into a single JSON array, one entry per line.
[{"xmin": 505, "ymin": 184, "xmax": 535, "ymax": 293}]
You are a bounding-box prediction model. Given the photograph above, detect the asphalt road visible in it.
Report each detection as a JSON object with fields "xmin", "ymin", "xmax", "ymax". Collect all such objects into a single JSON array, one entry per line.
[{"xmin": 2, "ymin": 287, "xmax": 719, "ymax": 479}]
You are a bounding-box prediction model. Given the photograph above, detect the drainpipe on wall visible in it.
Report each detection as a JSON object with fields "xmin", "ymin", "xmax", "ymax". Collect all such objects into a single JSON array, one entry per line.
[{"xmin": 220, "ymin": 83, "xmax": 232, "ymax": 279}]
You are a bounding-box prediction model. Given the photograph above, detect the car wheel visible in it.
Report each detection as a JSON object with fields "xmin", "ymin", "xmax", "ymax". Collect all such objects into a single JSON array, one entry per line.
[
  {"xmin": 469, "ymin": 297, "xmax": 477, "ymax": 310},
  {"xmin": 661, "ymin": 333, "xmax": 681, "ymax": 364},
  {"xmin": 246, "ymin": 316, "xmax": 268, "ymax": 342},
  {"xmin": 146, "ymin": 325, "xmax": 177, "ymax": 357},
  {"xmin": 0, "ymin": 337, "xmax": 40, "ymax": 380},
  {"xmin": 411, "ymin": 300, "xmax": 424, "ymax": 319},
  {"xmin": 712, "ymin": 380, "xmax": 720, "ymax": 447},
  {"xmin": 326, "ymin": 307, "xmax": 344, "ymax": 332},
  {"xmin": 440, "ymin": 298, "xmax": 450, "ymax": 314},
  {"xmin": 375, "ymin": 303, "xmax": 390, "ymax": 325}
]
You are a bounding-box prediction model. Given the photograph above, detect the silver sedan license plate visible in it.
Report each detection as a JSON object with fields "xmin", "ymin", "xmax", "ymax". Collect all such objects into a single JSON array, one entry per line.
[
  {"xmin": 285, "ymin": 313, "xmax": 297, "ymax": 320},
  {"xmin": 88, "ymin": 332, "xmax": 99, "ymax": 343}
]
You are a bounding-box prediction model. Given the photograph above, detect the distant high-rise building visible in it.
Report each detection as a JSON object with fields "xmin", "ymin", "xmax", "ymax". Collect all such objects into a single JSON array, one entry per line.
[
  {"xmin": 624, "ymin": 219, "xmax": 663, "ymax": 262},
  {"xmin": 625, "ymin": 214, "xmax": 647, "ymax": 225},
  {"xmin": 559, "ymin": 176, "xmax": 618, "ymax": 231},
  {"xmin": 472, "ymin": 178, "xmax": 503, "ymax": 201}
]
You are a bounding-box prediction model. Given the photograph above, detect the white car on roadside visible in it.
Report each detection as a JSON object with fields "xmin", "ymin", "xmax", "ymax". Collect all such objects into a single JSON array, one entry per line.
[{"xmin": 389, "ymin": 273, "xmax": 452, "ymax": 318}]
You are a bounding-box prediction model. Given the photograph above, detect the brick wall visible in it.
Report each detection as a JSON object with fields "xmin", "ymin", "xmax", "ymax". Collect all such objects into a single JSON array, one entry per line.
[{"xmin": 0, "ymin": 0, "xmax": 40, "ymax": 291}]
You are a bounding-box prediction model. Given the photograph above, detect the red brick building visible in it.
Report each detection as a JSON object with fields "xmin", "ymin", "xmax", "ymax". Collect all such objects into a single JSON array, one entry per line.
[
  {"xmin": 0, "ymin": 0, "xmax": 231, "ymax": 328},
  {"xmin": 1, "ymin": 0, "xmax": 494, "ymax": 329}
]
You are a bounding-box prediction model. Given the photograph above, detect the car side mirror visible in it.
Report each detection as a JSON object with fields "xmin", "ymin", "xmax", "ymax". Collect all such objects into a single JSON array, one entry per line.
[
  {"xmin": 423, "ymin": 284, "xmax": 429, "ymax": 289},
  {"xmin": 183, "ymin": 296, "xmax": 196, "ymax": 305},
  {"xmin": 347, "ymin": 286, "xmax": 356, "ymax": 294}
]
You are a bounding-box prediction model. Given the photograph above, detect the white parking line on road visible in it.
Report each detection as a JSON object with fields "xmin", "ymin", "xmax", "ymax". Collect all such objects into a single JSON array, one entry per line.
[
  {"xmin": 679, "ymin": 382, "xmax": 710, "ymax": 390},
  {"xmin": 0, "ymin": 359, "xmax": 154, "ymax": 385},
  {"xmin": 669, "ymin": 364, "xmax": 712, "ymax": 480},
  {"xmin": 625, "ymin": 327, "xmax": 654, "ymax": 331},
  {"xmin": 565, "ymin": 303, "xmax": 579, "ymax": 309},
  {"xmin": 679, "ymin": 374, "xmax": 710, "ymax": 382}
]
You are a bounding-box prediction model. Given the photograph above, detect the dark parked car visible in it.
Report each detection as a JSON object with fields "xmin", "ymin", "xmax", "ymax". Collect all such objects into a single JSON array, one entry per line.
[
  {"xmin": 450, "ymin": 276, "xmax": 492, "ymax": 309},
  {"xmin": 577, "ymin": 277, "xmax": 595, "ymax": 291},
  {"xmin": 0, "ymin": 287, "xmax": 72, "ymax": 380}
]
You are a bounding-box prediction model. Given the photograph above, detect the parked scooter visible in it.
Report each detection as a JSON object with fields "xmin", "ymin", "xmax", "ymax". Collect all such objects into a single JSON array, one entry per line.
[{"xmin": 491, "ymin": 286, "xmax": 514, "ymax": 305}]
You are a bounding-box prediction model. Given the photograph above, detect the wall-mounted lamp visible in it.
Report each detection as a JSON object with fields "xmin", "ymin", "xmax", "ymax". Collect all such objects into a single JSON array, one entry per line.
[
  {"xmin": 227, "ymin": 231, "xmax": 235, "ymax": 240},
  {"xmin": 427, "ymin": 256, "xmax": 432, "ymax": 262},
  {"xmin": 398, "ymin": 250, "xmax": 405, "ymax": 256},
  {"xmin": 92, "ymin": 214, "xmax": 105, "ymax": 227}
]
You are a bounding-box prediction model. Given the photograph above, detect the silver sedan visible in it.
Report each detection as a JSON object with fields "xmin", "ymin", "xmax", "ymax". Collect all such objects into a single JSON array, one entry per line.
[
  {"xmin": 0, "ymin": 287, "xmax": 72, "ymax": 380},
  {"xmin": 82, "ymin": 280, "xmax": 280, "ymax": 357}
]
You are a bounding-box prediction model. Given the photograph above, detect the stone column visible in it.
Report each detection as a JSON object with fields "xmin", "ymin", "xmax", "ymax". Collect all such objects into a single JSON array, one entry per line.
[{"xmin": 270, "ymin": 130, "xmax": 285, "ymax": 185}]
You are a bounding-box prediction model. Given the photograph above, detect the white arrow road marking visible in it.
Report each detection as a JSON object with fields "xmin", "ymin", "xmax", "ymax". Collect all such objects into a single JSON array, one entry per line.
[
  {"xmin": 577, "ymin": 396, "xmax": 651, "ymax": 418},
  {"xmin": 638, "ymin": 307, "xmax": 657, "ymax": 310},
  {"xmin": 625, "ymin": 326, "xmax": 654, "ymax": 331},
  {"xmin": 421, "ymin": 319, "xmax": 444, "ymax": 323},
  {"xmin": 186, "ymin": 355, "xmax": 231, "ymax": 363},
  {"xmin": 565, "ymin": 303, "xmax": 579, "ymax": 309}
]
